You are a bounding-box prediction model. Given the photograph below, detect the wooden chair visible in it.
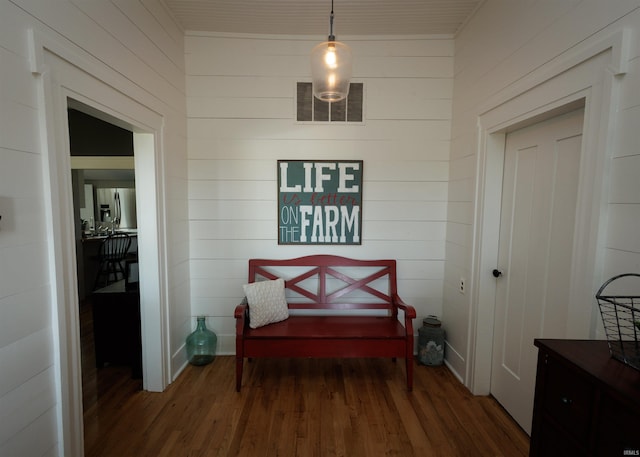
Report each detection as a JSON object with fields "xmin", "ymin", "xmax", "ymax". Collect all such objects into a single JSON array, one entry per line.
[{"xmin": 93, "ymin": 233, "xmax": 132, "ymax": 290}]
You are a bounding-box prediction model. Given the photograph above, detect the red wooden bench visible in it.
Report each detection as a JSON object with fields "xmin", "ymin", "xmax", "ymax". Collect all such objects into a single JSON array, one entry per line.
[{"xmin": 234, "ymin": 255, "xmax": 416, "ymax": 391}]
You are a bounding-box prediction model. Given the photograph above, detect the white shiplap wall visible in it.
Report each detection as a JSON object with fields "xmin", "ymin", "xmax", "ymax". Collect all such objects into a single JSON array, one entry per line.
[
  {"xmin": 0, "ymin": 1, "xmax": 187, "ymax": 455},
  {"xmin": 606, "ymin": 21, "xmax": 640, "ymax": 274},
  {"xmin": 186, "ymin": 33, "xmax": 453, "ymax": 353},
  {"xmin": 445, "ymin": 0, "xmax": 640, "ymax": 384}
]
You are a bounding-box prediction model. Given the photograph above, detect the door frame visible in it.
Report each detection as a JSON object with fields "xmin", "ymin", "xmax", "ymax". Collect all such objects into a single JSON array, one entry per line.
[
  {"xmin": 467, "ymin": 29, "xmax": 630, "ymax": 395},
  {"xmin": 30, "ymin": 29, "xmax": 170, "ymax": 455}
]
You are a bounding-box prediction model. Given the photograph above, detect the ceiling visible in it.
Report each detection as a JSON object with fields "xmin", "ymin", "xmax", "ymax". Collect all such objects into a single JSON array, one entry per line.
[{"xmin": 163, "ymin": 0, "xmax": 483, "ymax": 36}]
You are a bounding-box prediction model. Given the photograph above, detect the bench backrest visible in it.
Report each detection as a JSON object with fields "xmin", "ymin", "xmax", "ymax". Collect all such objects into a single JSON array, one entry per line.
[{"xmin": 248, "ymin": 255, "xmax": 398, "ymax": 313}]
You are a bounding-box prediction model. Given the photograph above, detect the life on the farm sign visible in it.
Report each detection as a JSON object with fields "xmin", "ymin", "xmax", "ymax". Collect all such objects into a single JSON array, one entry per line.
[{"xmin": 278, "ymin": 160, "xmax": 363, "ymax": 245}]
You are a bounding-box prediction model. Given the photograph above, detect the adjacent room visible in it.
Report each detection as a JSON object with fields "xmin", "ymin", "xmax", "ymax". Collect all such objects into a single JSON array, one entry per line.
[{"xmin": 1, "ymin": 1, "xmax": 639, "ymax": 456}]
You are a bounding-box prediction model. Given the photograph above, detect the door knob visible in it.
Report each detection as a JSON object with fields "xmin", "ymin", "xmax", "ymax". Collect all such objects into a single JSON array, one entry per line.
[{"xmin": 492, "ymin": 269, "xmax": 503, "ymax": 278}]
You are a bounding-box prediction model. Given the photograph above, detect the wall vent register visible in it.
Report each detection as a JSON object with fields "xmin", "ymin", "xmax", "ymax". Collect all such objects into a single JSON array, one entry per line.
[{"xmin": 297, "ymin": 82, "xmax": 363, "ymax": 123}]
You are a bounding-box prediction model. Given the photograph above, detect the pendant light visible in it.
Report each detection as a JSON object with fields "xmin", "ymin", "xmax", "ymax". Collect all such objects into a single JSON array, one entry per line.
[{"xmin": 310, "ymin": 0, "xmax": 352, "ymax": 102}]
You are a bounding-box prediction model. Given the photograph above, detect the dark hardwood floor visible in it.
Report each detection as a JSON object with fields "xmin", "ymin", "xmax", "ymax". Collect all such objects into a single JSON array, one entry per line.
[{"xmin": 80, "ymin": 323, "xmax": 530, "ymax": 457}]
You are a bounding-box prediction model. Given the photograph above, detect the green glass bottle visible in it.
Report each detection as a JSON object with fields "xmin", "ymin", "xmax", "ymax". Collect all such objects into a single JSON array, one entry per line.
[{"xmin": 186, "ymin": 316, "xmax": 217, "ymax": 366}]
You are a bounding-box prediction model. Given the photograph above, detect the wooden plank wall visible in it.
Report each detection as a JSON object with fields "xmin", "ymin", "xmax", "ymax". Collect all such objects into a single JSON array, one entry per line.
[
  {"xmin": 445, "ymin": 1, "xmax": 640, "ymax": 382},
  {"xmin": 606, "ymin": 9, "xmax": 640, "ymax": 275},
  {"xmin": 0, "ymin": 1, "xmax": 186, "ymax": 455},
  {"xmin": 186, "ymin": 33, "xmax": 454, "ymax": 353}
]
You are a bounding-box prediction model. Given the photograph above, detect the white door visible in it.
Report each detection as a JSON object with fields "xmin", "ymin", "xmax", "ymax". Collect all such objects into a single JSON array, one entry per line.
[{"xmin": 491, "ymin": 108, "xmax": 586, "ymax": 434}]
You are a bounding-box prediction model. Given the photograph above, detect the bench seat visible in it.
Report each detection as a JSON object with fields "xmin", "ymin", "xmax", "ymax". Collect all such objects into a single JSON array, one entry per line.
[
  {"xmin": 235, "ymin": 255, "xmax": 416, "ymax": 391},
  {"xmin": 245, "ymin": 316, "xmax": 407, "ymax": 339}
]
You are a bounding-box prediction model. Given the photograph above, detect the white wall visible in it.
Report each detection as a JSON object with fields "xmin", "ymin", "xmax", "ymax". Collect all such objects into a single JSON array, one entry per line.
[
  {"xmin": 444, "ymin": 0, "xmax": 640, "ymax": 384},
  {"xmin": 0, "ymin": 1, "xmax": 187, "ymax": 455},
  {"xmin": 5, "ymin": 0, "xmax": 638, "ymax": 454},
  {"xmin": 185, "ymin": 33, "xmax": 454, "ymax": 353}
]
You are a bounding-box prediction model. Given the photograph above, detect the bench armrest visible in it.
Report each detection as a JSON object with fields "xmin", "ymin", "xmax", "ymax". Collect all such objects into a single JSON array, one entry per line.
[
  {"xmin": 393, "ymin": 294, "xmax": 416, "ymax": 318},
  {"xmin": 393, "ymin": 293, "xmax": 416, "ymax": 335},
  {"xmin": 234, "ymin": 298, "xmax": 249, "ymax": 335}
]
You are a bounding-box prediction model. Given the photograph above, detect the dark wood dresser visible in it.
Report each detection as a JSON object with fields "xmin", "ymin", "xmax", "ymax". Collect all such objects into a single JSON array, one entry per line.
[
  {"xmin": 92, "ymin": 279, "xmax": 142, "ymax": 379},
  {"xmin": 530, "ymin": 339, "xmax": 640, "ymax": 456}
]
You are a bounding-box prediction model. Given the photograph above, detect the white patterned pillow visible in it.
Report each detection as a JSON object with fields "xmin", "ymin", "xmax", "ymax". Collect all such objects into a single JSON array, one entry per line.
[{"xmin": 243, "ymin": 278, "xmax": 289, "ymax": 329}]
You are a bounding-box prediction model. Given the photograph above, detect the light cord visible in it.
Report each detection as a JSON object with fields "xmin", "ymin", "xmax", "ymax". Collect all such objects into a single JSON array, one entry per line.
[{"xmin": 328, "ymin": 0, "xmax": 335, "ymax": 41}]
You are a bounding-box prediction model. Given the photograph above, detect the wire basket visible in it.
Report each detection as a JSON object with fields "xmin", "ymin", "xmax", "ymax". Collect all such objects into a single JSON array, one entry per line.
[{"xmin": 596, "ymin": 273, "xmax": 640, "ymax": 371}]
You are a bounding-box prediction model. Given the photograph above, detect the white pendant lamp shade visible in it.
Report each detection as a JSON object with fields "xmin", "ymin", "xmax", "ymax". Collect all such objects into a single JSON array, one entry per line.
[{"xmin": 311, "ymin": 40, "xmax": 352, "ymax": 102}]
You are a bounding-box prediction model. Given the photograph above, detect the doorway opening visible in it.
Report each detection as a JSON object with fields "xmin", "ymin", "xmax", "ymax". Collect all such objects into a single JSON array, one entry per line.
[
  {"xmin": 489, "ymin": 106, "xmax": 586, "ymax": 434},
  {"xmin": 31, "ymin": 33, "xmax": 171, "ymax": 455},
  {"xmin": 67, "ymin": 105, "xmax": 143, "ymax": 423},
  {"xmin": 468, "ymin": 33, "xmax": 627, "ymax": 414}
]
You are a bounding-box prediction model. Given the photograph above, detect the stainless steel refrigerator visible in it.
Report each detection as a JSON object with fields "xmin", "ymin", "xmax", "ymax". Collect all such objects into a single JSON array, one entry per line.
[{"xmin": 95, "ymin": 188, "xmax": 137, "ymax": 230}]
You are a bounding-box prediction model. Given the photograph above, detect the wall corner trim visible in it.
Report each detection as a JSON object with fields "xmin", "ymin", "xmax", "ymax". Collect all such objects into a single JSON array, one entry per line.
[
  {"xmin": 609, "ymin": 27, "xmax": 631, "ymax": 76},
  {"xmin": 28, "ymin": 28, "xmax": 44, "ymax": 74},
  {"xmin": 28, "ymin": 27, "xmax": 87, "ymax": 76}
]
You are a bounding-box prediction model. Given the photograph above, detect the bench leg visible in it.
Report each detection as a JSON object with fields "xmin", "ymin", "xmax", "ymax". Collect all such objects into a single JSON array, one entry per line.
[
  {"xmin": 406, "ymin": 356, "xmax": 413, "ymax": 391},
  {"xmin": 236, "ymin": 357, "xmax": 243, "ymax": 392}
]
